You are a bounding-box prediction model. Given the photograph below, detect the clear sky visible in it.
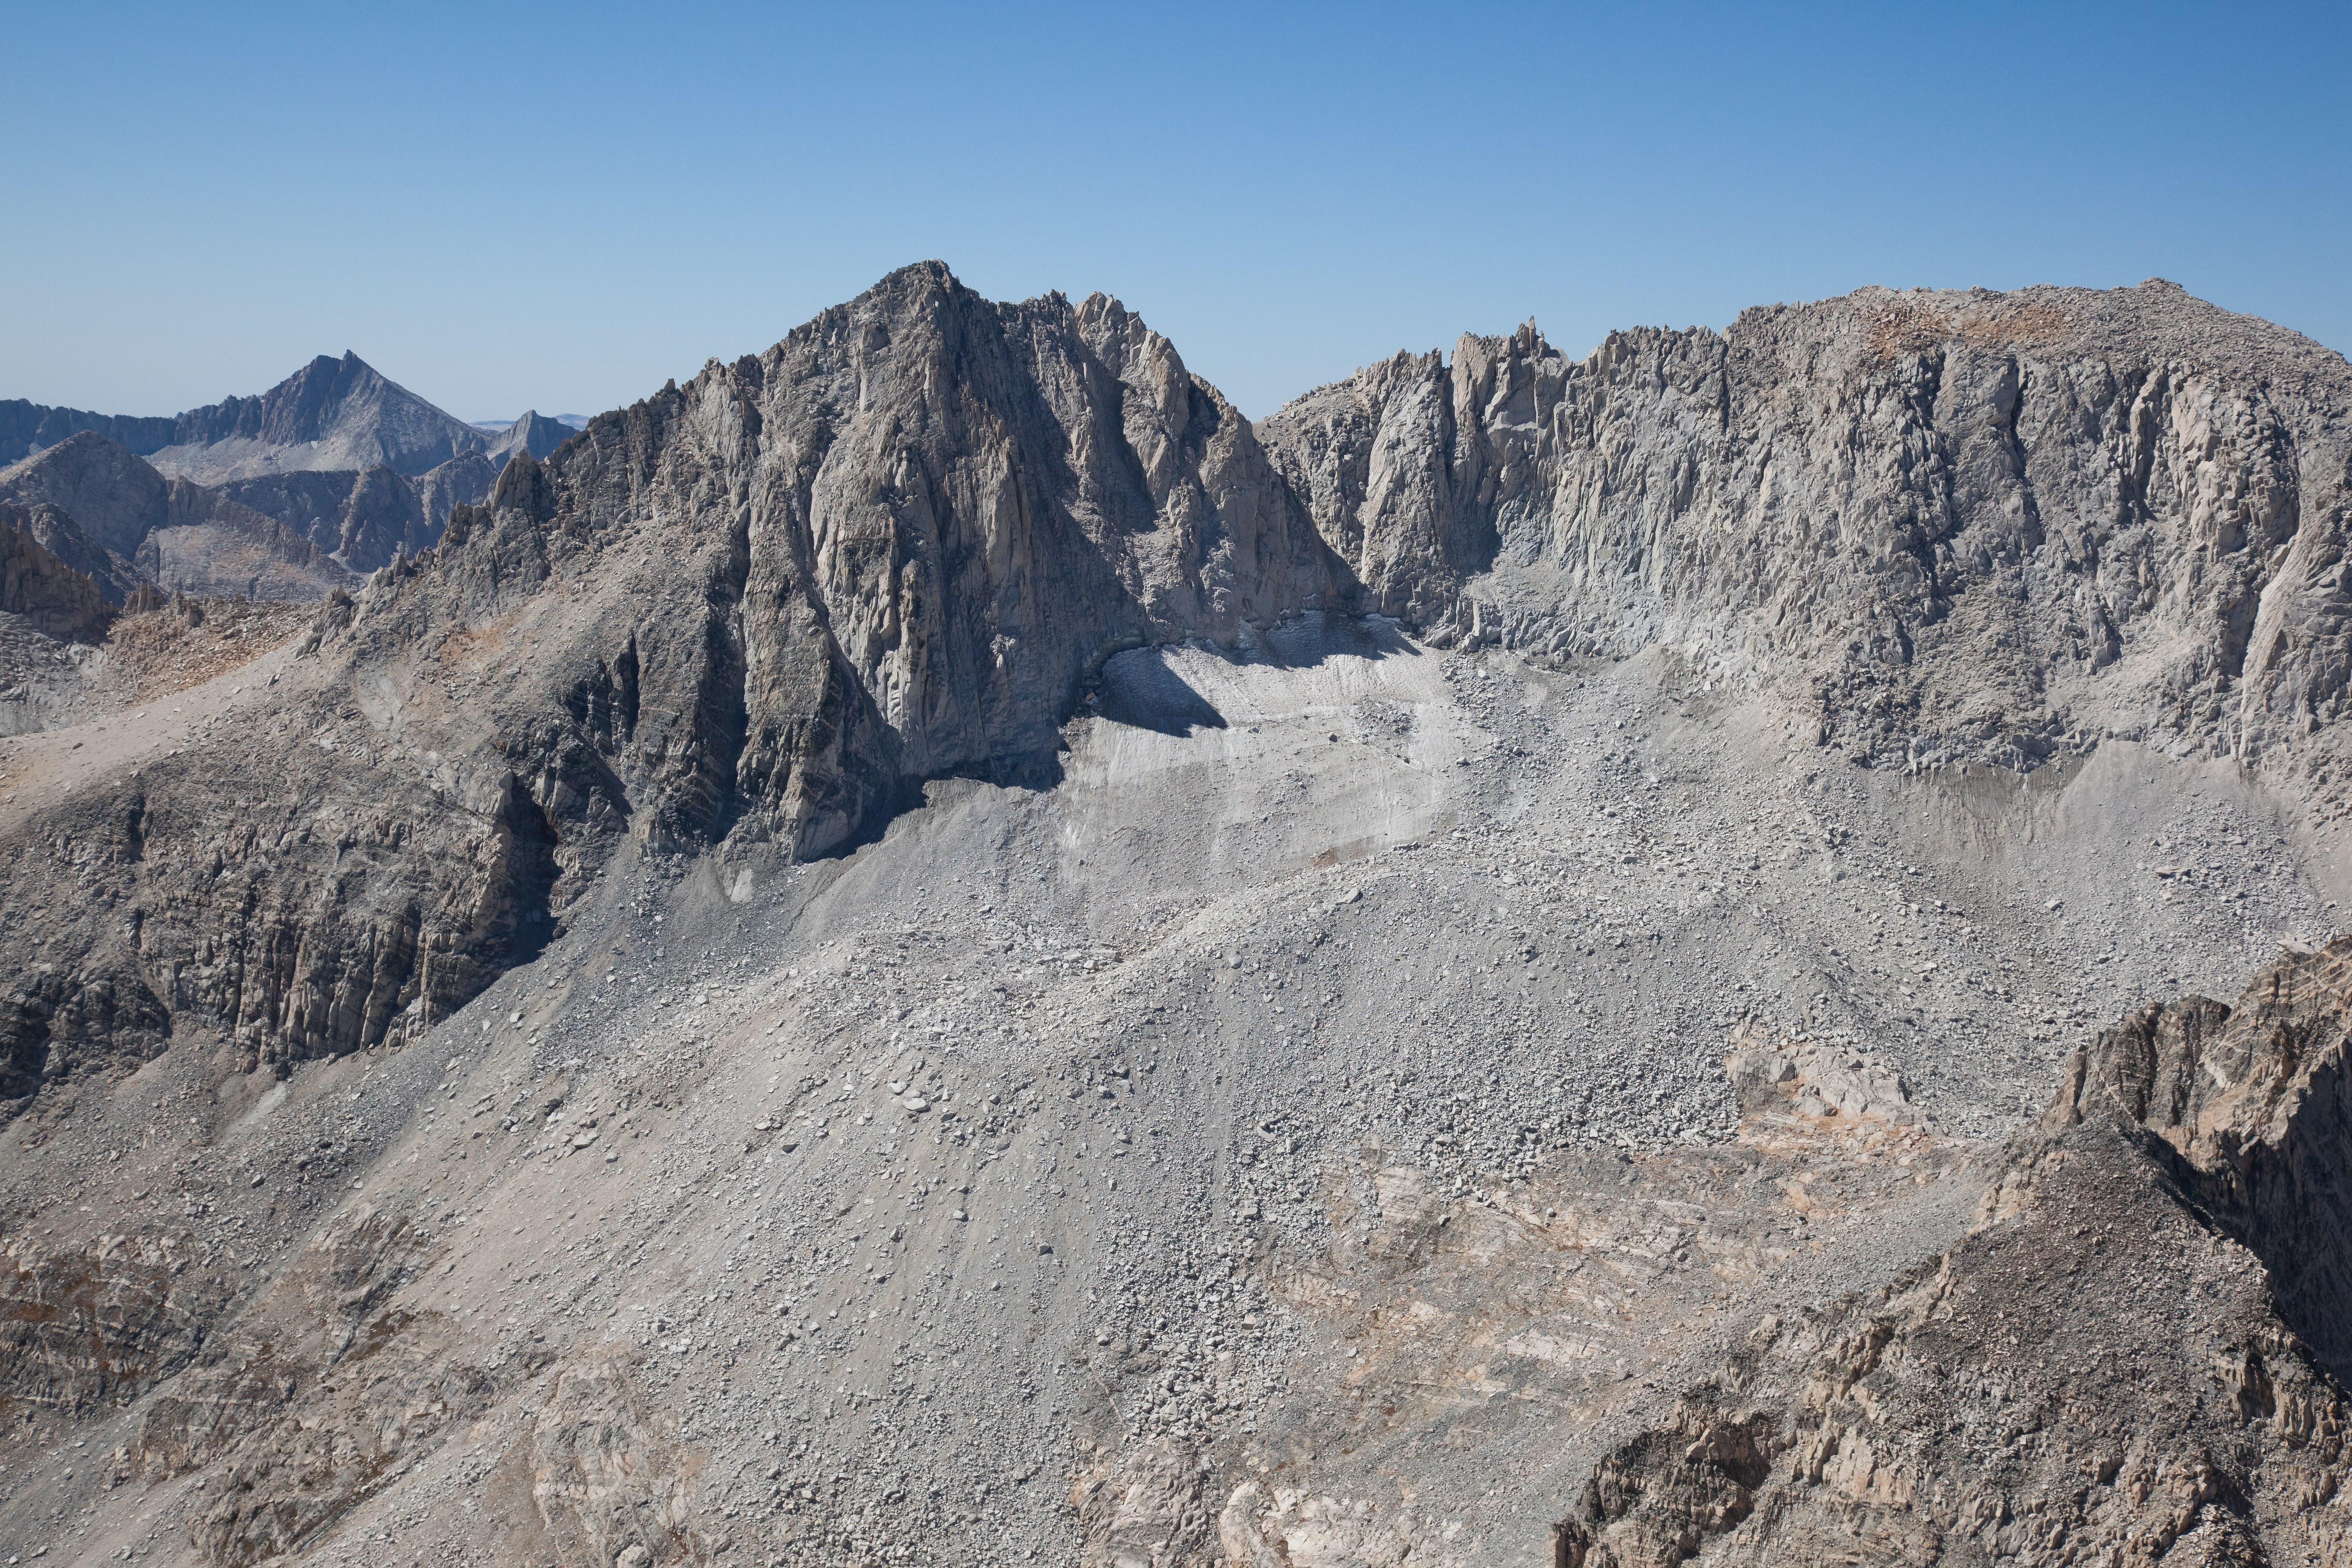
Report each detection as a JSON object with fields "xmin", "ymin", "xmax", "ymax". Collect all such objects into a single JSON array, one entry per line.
[{"xmin": 5, "ymin": 1, "xmax": 2346, "ymax": 423}]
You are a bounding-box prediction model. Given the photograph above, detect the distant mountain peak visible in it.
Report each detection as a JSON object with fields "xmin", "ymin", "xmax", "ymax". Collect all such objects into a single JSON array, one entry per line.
[
  {"xmin": 495, "ymin": 409, "xmax": 575, "ymax": 461},
  {"xmin": 144, "ymin": 354, "xmax": 493, "ymax": 483}
]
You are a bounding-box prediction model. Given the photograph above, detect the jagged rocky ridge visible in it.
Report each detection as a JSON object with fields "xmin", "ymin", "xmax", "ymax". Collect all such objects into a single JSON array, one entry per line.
[
  {"xmin": 1265, "ymin": 284, "xmax": 2352, "ymax": 773},
  {"xmin": 0, "ymin": 401, "xmax": 177, "ymax": 467},
  {"xmin": 1555, "ymin": 936, "xmax": 2352, "ymax": 1567},
  {"xmin": 3, "ymin": 263, "xmax": 2349, "ymax": 1123}
]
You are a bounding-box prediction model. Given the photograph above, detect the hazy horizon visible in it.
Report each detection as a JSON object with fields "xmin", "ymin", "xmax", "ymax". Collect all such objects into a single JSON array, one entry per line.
[
  {"xmin": 16, "ymin": 264, "xmax": 2344, "ymax": 438},
  {"xmin": 5, "ymin": 1, "xmax": 2346, "ymax": 423}
]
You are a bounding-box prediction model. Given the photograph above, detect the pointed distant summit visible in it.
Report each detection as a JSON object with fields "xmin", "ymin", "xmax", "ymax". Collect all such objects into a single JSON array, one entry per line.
[
  {"xmin": 2, "ymin": 358, "xmax": 547, "ymax": 578},
  {"xmin": 144, "ymin": 352, "xmax": 495, "ymax": 483},
  {"xmin": 488, "ymin": 410, "xmax": 574, "ymax": 462}
]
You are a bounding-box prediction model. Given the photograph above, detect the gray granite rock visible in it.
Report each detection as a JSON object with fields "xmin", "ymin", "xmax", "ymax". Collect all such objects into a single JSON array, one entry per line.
[
  {"xmin": 1, "ymin": 266, "xmax": 2350, "ymax": 1568},
  {"xmin": 1260, "ymin": 281, "xmax": 2352, "ymax": 773},
  {"xmin": 0, "ymin": 503, "xmax": 115, "ymax": 640}
]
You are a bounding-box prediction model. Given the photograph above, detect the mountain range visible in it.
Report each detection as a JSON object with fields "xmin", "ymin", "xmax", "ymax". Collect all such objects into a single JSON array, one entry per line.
[
  {"xmin": 0, "ymin": 264, "xmax": 2348, "ymax": 1567},
  {"xmin": 0, "ymin": 356, "xmax": 578, "ymax": 596},
  {"xmin": 0, "ymin": 352, "xmax": 571, "ymax": 477}
]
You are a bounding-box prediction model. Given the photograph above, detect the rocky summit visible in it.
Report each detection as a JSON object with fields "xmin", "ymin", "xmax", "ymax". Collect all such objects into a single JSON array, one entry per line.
[{"xmin": 0, "ymin": 263, "xmax": 2348, "ymax": 1567}]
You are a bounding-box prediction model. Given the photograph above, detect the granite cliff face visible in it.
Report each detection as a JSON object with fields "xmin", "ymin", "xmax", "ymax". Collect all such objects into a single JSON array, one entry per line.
[
  {"xmin": 1260, "ymin": 284, "xmax": 2352, "ymax": 775},
  {"xmin": 353, "ymin": 263, "xmax": 1354, "ymax": 862},
  {"xmin": 0, "ymin": 264, "xmax": 1359, "ymax": 1107}
]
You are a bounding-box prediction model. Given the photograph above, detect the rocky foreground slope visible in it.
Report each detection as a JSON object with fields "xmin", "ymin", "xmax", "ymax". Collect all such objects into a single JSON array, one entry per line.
[
  {"xmin": 1559, "ymin": 939, "xmax": 2352, "ymax": 1567},
  {"xmin": 0, "ymin": 267, "xmax": 2347, "ymax": 1565}
]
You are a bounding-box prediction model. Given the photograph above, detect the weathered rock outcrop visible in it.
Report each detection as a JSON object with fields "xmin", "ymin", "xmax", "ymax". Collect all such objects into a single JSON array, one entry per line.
[
  {"xmin": 1260, "ymin": 283, "xmax": 2352, "ymax": 772},
  {"xmin": 1073, "ymin": 1439, "xmax": 1217, "ymax": 1568},
  {"xmin": 1725, "ymin": 1033, "xmax": 1921, "ymax": 1125},
  {"xmin": 1, "ymin": 503, "xmax": 125, "ymax": 636},
  {"xmin": 0, "ymin": 657, "xmax": 563, "ymax": 1110},
  {"xmin": 0, "ymin": 1231, "xmax": 236, "ymax": 1423},
  {"xmin": 1555, "ymin": 937, "xmax": 2352, "ymax": 1567},
  {"xmin": 524, "ymin": 1358, "xmax": 707, "ymax": 1568},
  {"xmin": 2045, "ymin": 938, "xmax": 2352, "ymax": 1381}
]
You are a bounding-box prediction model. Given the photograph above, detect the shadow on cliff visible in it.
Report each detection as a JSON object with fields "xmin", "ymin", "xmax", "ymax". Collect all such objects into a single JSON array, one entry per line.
[
  {"xmin": 1092, "ymin": 612, "xmax": 1418, "ymax": 738},
  {"xmin": 498, "ymin": 776, "xmax": 565, "ymax": 969},
  {"xmin": 1095, "ymin": 647, "xmax": 1227, "ymax": 736},
  {"xmin": 804, "ymin": 614, "xmax": 1422, "ymax": 866}
]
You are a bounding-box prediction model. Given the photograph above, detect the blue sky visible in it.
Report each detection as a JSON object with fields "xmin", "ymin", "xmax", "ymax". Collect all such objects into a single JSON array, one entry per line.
[{"xmin": 5, "ymin": 1, "xmax": 2346, "ymax": 422}]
